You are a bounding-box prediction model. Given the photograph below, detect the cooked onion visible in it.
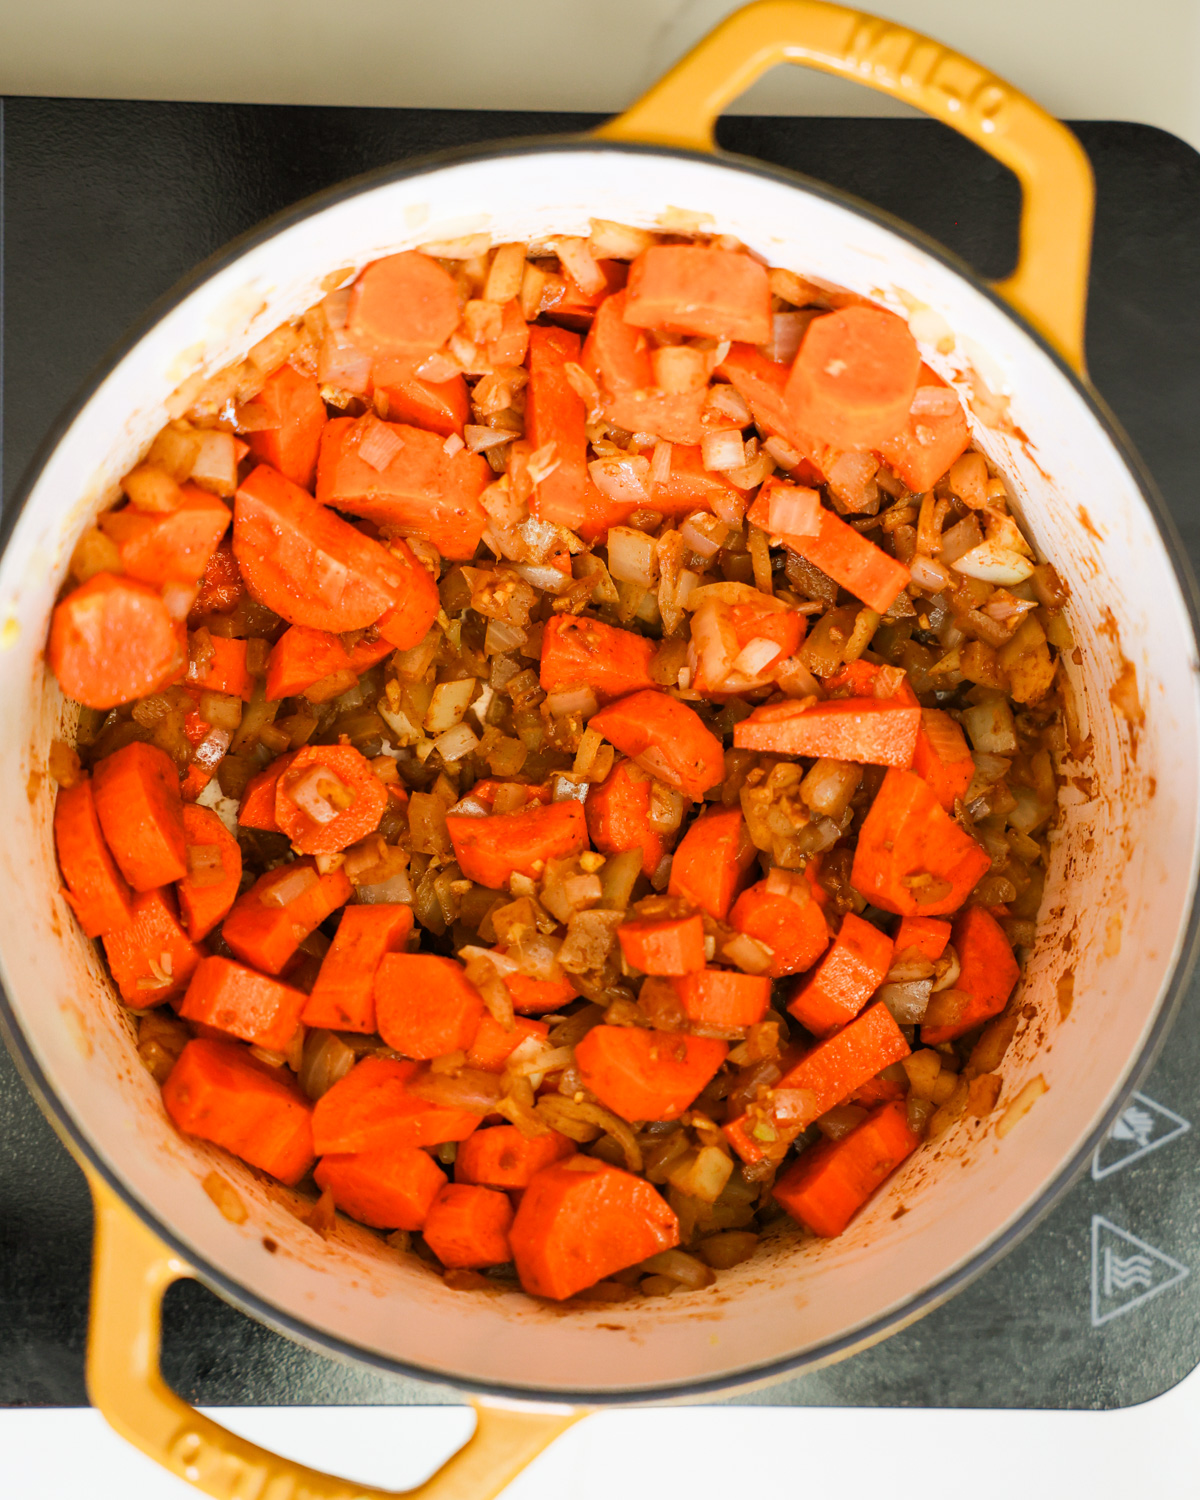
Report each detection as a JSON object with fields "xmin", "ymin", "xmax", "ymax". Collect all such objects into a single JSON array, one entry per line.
[
  {"xmin": 407, "ymin": 1065, "xmax": 504, "ymax": 1113},
  {"xmin": 606, "ymin": 526, "xmax": 659, "ymax": 588},
  {"xmin": 701, "ymin": 429, "xmax": 746, "ymax": 472},
  {"xmin": 260, "ymin": 865, "xmax": 319, "ymax": 909},
  {"xmin": 876, "ymin": 979, "xmax": 933, "ymax": 1023}
]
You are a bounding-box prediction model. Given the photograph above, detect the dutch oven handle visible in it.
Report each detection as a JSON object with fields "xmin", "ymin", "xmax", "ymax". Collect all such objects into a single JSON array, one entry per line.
[{"xmin": 596, "ymin": 0, "xmax": 1095, "ymax": 374}]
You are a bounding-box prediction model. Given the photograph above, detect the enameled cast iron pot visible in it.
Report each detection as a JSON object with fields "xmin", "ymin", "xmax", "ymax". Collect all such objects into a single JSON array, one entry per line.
[{"xmin": 3, "ymin": 4, "xmax": 1199, "ymax": 1495}]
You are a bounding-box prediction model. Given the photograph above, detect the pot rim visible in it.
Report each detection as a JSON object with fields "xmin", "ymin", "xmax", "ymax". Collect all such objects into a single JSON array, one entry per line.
[{"xmin": 3, "ymin": 130, "xmax": 1199, "ymax": 1404}]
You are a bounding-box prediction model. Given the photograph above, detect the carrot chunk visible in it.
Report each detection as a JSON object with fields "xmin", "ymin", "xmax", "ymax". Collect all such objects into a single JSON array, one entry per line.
[
  {"xmin": 244, "ymin": 363, "xmax": 328, "ymax": 491},
  {"xmin": 582, "ymin": 291, "xmax": 706, "ymax": 445},
  {"xmin": 48, "ymin": 572, "xmax": 183, "ymax": 710},
  {"xmin": 423, "ymin": 1183, "xmax": 514, "ymax": 1268},
  {"xmin": 590, "ymin": 689, "xmax": 724, "ymax": 800},
  {"xmin": 784, "ymin": 305, "xmax": 921, "ymax": 450},
  {"xmin": 193, "ymin": 535, "xmax": 245, "ymax": 616},
  {"xmin": 53, "ymin": 779, "xmax": 134, "ymax": 937},
  {"xmin": 455, "ymin": 1124, "xmax": 574, "ymax": 1189},
  {"xmin": 823, "ymin": 658, "xmax": 917, "ymax": 704},
  {"xmin": 877, "ymin": 368, "xmax": 970, "ymax": 494},
  {"xmin": 498, "ymin": 960, "xmax": 578, "ymax": 1016},
  {"xmin": 668, "ymin": 805, "xmax": 757, "ymax": 920},
  {"xmin": 539, "ymin": 614, "xmax": 656, "ymax": 702},
  {"xmin": 850, "ymin": 768, "xmax": 991, "ymax": 917},
  {"xmin": 921, "ymin": 905, "xmax": 1020, "ymax": 1044},
  {"xmin": 624, "ymin": 246, "xmax": 771, "ymax": 344},
  {"xmin": 584, "ymin": 757, "xmax": 665, "ymax": 878},
  {"xmin": 312, "ymin": 1056, "xmax": 479, "ymax": 1154},
  {"xmin": 746, "ymin": 491, "xmax": 910, "ymax": 615},
  {"xmin": 690, "ymin": 596, "xmax": 805, "ymax": 696},
  {"xmin": 180, "ymin": 955, "xmax": 307, "ymax": 1054},
  {"xmin": 315, "ymin": 416, "xmax": 490, "ymax": 561},
  {"xmin": 370, "ymin": 538, "xmax": 440, "ymax": 651},
  {"xmin": 468, "ymin": 780, "xmax": 552, "ymax": 810},
  {"xmin": 238, "ymin": 752, "xmax": 295, "ymax": 832},
  {"xmin": 374, "ymin": 953, "xmax": 485, "ymax": 1060},
  {"xmin": 265, "ymin": 626, "xmax": 352, "ymax": 701},
  {"xmin": 894, "ymin": 914, "xmax": 950, "ymax": 963},
  {"xmin": 102, "ymin": 887, "xmax": 203, "ymax": 1004},
  {"xmin": 302, "ymin": 904, "xmax": 413, "ymax": 1032},
  {"xmin": 773, "ymin": 1098, "xmax": 920, "ymax": 1236},
  {"xmin": 93, "ymin": 742, "xmax": 187, "ymax": 891},
  {"xmin": 176, "ymin": 804, "xmax": 242, "ymax": 941},
  {"xmin": 787, "ymin": 912, "xmax": 894, "ymax": 1037},
  {"xmin": 718, "ymin": 343, "xmax": 797, "ymax": 445},
  {"xmin": 99, "ymin": 485, "xmax": 231, "ymax": 585},
  {"xmin": 574, "ymin": 1025, "xmax": 726, "ymax": 1122},
  {"xmin": 527, "ymin": 325, "xmax": 611, "ymax": 539},
  {"xmin": 233, "ymin": 464, "xmax": 406, "ymax": 632},
  {"xmin": 618, "ymin": 913, "xmax": 706, "ymax": 976},
  {"xmin": 446, "ymin": 800, "xmax": 588, "ymax": 889},
  {"xmin": 275, "ymin": 743, "xmax": 389, "ymax": 855},
  {"xmin": 347, "ymin": 251, "xmax": 461, "ymax": 360},
  {"xmin": 372, "ymin": 357, "xmax": 469, "ymax": 439},
  {"xmin": 640, "ymin": 442, "xmax": 744, "ymax": 518},
  {"xmin": 221, "ymin": 858, "xmax": 352, "ymax": 974},
  {"xmin": 672, "ymin": 969, "xmax": 772, "ymax": 1029},
  {"xmin": 734, "ymin": 697, "xmax": 921, "ymax": 768},
  {"xmin": 912, "ymin": 708, "xmax": 975, "ymax": 812},
  {"xmin": 189, "ymin": 635, "xmax": 254, "ymax": 701},
  {"xmin": 729, "ymin": 879, "xmax": 830, "ymax": 979},
  {"xmin": 485, "ymin": 299, "xmax": 530, "ymax": 366},
  {"xmin": 509, "ymin": 1156, "xmax": 679, "ymax": 1300},
  {"xmin": 314, "ymin": 1146, "xmax": 446, "ymax": 1231},
  {"xmin": 466, "ymin": 1014, "xmax": 549, "ymax": 1074},
  {"xmin": 163, "ymin": 1037, "xmax": 314, "ymax": 1185}
]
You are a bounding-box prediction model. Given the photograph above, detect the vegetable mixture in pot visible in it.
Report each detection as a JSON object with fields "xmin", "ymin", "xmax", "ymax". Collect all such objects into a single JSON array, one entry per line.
[{"xmin": 46, "ymin": 223, "xmax": 1067, "ymax": 1303}]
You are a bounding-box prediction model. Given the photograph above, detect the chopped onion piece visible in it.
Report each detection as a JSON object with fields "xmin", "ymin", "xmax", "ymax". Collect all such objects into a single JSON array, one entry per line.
[
  {"xmin": 721, "ymin": 931, "xmax": 774, "ymax": 975},
  {"xmin": 911, "ymin": 385, "xmax": 961, "ymax": 416},
  {"xmin": 909, "ymin": 553, "xmax": 955, "ymax": 593},
  {"xmin": 732, "ymin": 636, "xmax": 783, "ymax": 679},
  {"xmin": 318, "ymin": 328, "xmax": 372, "ymax": 395},
  {"xmin": 952, "ymin": 541, "xmax": 1036, "ymax": 585},
  {"xmin": 416, "ymin": 351, "xmax": 462, "ymax": 382},
  {"xmin": 768, "ymin": 484, "xmax": 821, "ymax": 537},
  {"xmin": 765, "ymin": 311, "xmax": 810, "ymax": 365},
  {"xmin": 513, "ymin": 563, "xmax": 571, "ymax": 594},
  {"xmin": 424, "ymin": 678, "xmax": 476, "ymax": 734},
  {"xmin": 554, "ymin": 236, "xmax": 607, "ymax": 296},
  {"xmin": 432, "ymin": 723, "xmax": 480, "ymax": 763},
  {"xmin": 705, "ymin": 383, "xmax": 751, "ymax": 426},
  {"xmin": 260, "ymin": 864, "xmax": 320, "ymax": 909},
  {"xmin": 589, "ymin": 455, "xmax": 650, "ymax": 507},
  {"xmin": 162, "ymin": 581, "xmax": 199, "ymax": 621},
  {"xmin": 464, "ymin": 424, "xmax": 514, "ymax": 453},
  {"xmin": 649, "ymin": 440, "xmax": 673, "ymax": 486},
  {"xmin": 190, "ymin": 431, "xmax": 238, "ymax": 496},
  {"xmin": 701, "ymin": 428, "xmax": 746, "ymax": 472},
  {"xmin": 606, "ymin": 526, "xmax": 659, "ymax": 588},
  {"xmin": 286, "ymin": 765, "xmax": 355, "ymax": 824},
  {"xmin": 356, "ymin": 414, "xmax": 403, "ymax": 472},
  {"xmin": 762, "ymin": 434, "xmax": 802, "ymax": 469},
  {"xmin": 877, "ymin": 979, "xmax": 934, "ymax": 1023},
  {"xmin": 545, "ymin": 685, "xmax": 598, "ymax": 719}
]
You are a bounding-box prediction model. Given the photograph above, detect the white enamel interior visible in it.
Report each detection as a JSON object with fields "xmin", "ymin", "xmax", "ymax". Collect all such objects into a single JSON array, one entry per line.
[{"xmin": 1, "ymin": 147, "xmax": 1197, "ymax": 1400}]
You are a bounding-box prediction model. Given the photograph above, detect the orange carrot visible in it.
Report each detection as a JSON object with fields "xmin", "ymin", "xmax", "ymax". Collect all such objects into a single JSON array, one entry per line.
[
  {"xmin": 894, "ymin": 914, "xmax": 950, "ymax": 963},
  {"xmin": 527, "ymin": 324, "xmax": 610, "ymax": 538},
  {"xmin": 510, "ymin": 1156, "xmax": 679, "ymax": 1299},
  {"xmin": 244, "ymin": 363, "xmax": 328, "ymax": 491},
  {"xmin": 469, "ymin": 779, "xmax": 553, "ymax": 809},
  {"xmin": 624, "ymin": 246, "xmax": 771, "ymax": 343},
  {"xmin": 265, "ymin": 625, "xmax": 352, "ymax": 701},
  {"xmin": 539, "ymin": 614, "xmax": 656, "ymax": 702},
  {"xmin": 163, "ymin": 1037, "xmax": 314, "ymax": 1185},
  {"xmin": 850, "ymin": 768, "xmax": 991, "ymax": 916},
  {"xmin": 193, "ymin": 535, "xmax": 245, "ymax": 616},
  {"xmin": 180, "ymin": 955, "xmax": 307, "ymax": 1053},
  {"xmin": 315, "ymin": 416, "xmax": 491, "ymax": 561},
  {"xmin": 347, "ymin": 251, "xmax": 462, "ymax": 359},
  {"xmin": 672, "ymin": 969, "xmax": 772, "ymax": 1029},
  {"xmin": 53, "ymin": 779, "xmax": 134, "ymax": 937},
  {"xmin": 238, "ymin": 752, "xmax": 295, "ymax": 833},
  {"xmin": 590, "ymin": 689, "xmax": 724, "ymax": 800},
  {"xmin": 275, "ymin": 743, "xmax": 389, "ymax": 855},
  {"xmin": 785, "ymin": 305, "xmax": 921, "ymax": 450},
  {"xmin": 495, "ymin": 957, "xmax": 578, "ymax": 1016},
  {"xmin": 221, "ymin": 858, "xmax": 352, "ymax": 974},
  {"xmin": 618, "ymin": 913, "xmax": 706, "ymax": 976},
  {"xmin": 584, "ymin": 757, "xmax": 665, "ymax": 877},
  {"xmin": 312, "ymin": 1056, "xmax": 480, "ymax": 1154},
  {"xmin": 188, "ymin": 635, "xmax": 254, "ymax": 701},
  {"xmin": 372, "ymin": 357, "xmax": 469, "ymax": 438},
  {"xmin": 48, "ymin": 573, "xmax": 184, "ymax": 710},
  {"xmin": 176, "ymin": 803, "xmax": 242, "ymax": 941},
  {"xmin": 93, "ymin": 742, "xmax": 188, "ymax": 891},
  {"xmin": 921, "ymin": 905, "xmax": 1020, "ymax": 1044},
  {"xmin": 787, "ymin": 912, "xmax": 894, "ymax": 1037},
  {"xmin": 717, "ymin": 344, "xmax": 797, "ymax": 445},
  {"xmin": 369, "ymin": 537, "xmax": 440, "ymax": 651},
  {"xmin": 773, "ymin": 1098, "xmax": 919, "ymax": 1236},
  {"xmin": 548, "ymin": 258, "xmax": 627, "ymax": 322},
  {"xmin": 734, "ymin": 697, "xmax": 920, "ymax": 768},
  {"xmin": 746, "ymin": 490, "xmax": 910, "ymax": 615},
  {"xmin": 729, "ymin": 879, "xmax": 831, "ymax": 979},
  {"xmin": 375, "ymin": 953, "xmax": 485, "ymax": 1060},
  {"xmin": 575, "ymin": 1025, "xmax": 727, "ymax": 1122},
  {"xmin": 344, "ymin": 632, "xmax": 396, "ymax": 675},
  {"xmin": 640, "ymin": 442, "xmax": 744, "ymax": 518},
  {"xmin": 466, "ymin": 1013, "xmax": 549, "ymax": 1074},
  {"xmin": 446, "ymin": 800, "xmax": 588, "ymax": 889},
  {"xmin": 668, "ymin": 805, "xmax": 757, "ymax": 920},
  {"xmin": 912, "ymin": 708, "xmax": 975, "ymax": 812},
  {"xmin": 423, "ymin": 1183, "xmax": 514, "ymax": 1268},
  {"xmin": 314, "ymin": 1145, "xmax": 446, "ymax": 1230},
  {"xmin": 455, "ymin": 1124, "xmax": 574, "ymax": 1190},
  {"xmin": 102, "ymin": 887, "xmax": 203, "ymax": 1004},
  {"xmin": 302, "ymin": 904, "xmax": 413, "ymax": 1032},
  {"xmin": 823, "ymin": 658, "xmax": 918, "ymax": 704},
  {"xmin": 847, "ymin": 1074, "xmax": 906, "ymax": 1109},
  {"xmin": 99, "ymin": 485, "xmax": 231, "ymax": 584},
  {"xmin": 485, "ymin": 299, "xmax": 530, "ymax": 366},
  {"xmin": 690, "ymin": 598, "xmax": 805, "ymax": 696},
  {"xmin": 581, "ymin": 290, "xmax": 706, "ymax": 445},
  {"xmin": 877, "ymin": 367, "xmax": 970, "ymax": 494}
]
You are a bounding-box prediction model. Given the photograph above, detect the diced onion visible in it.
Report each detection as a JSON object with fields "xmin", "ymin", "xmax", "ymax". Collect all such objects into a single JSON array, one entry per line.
[
  {"xmin": 705, "ymin": 383, "xmax": 751, "ymax": 425},
  {"xmin": 876, "ymin": 979, "xmax": 934, "ymax": 1023},
  {"xmin": 909, "ymin": 553, "xmax": 955, "ymax": 592},
  {"xmin": 286, "ymin": 765, "xmax": 354, "ymax": 824},
  {"xmin": 545, "ymin": 685, "xmax": 598, "ymax": 719},
  {"xmin": 765, "ymin": 311, "xmax": 810, "ymax": 365},
  {"xmin": 260, "ymin": 864, "xmax": 320, "ymax": 908},
  {"xmin": 732, "ymin": 637, "xmax": 783, "ymax": 679},
  {"xmin": 721, "ymin": 932, "xmax": 774, "ymax": 975},
  {"xmin": 408, "ymin": 1066, "xmax": 504, "ymax": 1114},
  {"xmin": 190, "ymin": 431, "xmax": 238, "ymax": 496},
  {"xmin": 589, "ymin": 455, "xmax": 650, "ymax": 507},
  {"xmin": 554, "ymin": 236, "xmax": 608, "ymax": 296},
  {"xmin": 606, "ymin": 526, "xmax": 659, "ymax": 588},
  {"xmin": 762, "ymin": 434, "xmax": 802, "ymax": 469},
  {"xmin": 911, "ymin": 385, "xmax": 960, "ymax": 416},
  {"xmin": 464, "ymin": 424, "xmax": 514, "ymax": 453},
  {"xmin": 424, "ymin": 679, "xmax": 476, "ymax": 734},
  {"xmin": 318, "ymin": 329, "xmax": 372, "ymax": 394},
  {"xmin": 416, "ymin": 351, "xmax": 462, "ymax": 382},
  {"xmin": 701, "ymin": 428, "xmax": 746, "ymax": 472},
  {"xmin": 649, "ymin": 440, "xmax": 673, "ymax": 486},
  {"xmin": 432, "ymin": 723, "xmax": 479, "ymax": 762},
  {"xmin": 357, "ymin": 868, "xmax": 415, "ymax": 905},
  {"xmin": 513, "ymin": 563, "xmax": 571, "ymax": 594},
  {"xmin": 639, "ymin": 1248, "xmax": 715, "ymax": 1289},
  {"xmin": 162, "ymin": 581, "xmax": 199, "ymax": 621},
  {"xmin": 768, "ymin": 484, "xmax": 820, "ymax": 537},
  {"xmin": 952, "ymin": 541, "xmax": 1036, "ymax": 585},
  {"xmin": 357, "ymin": 416, "xmax": 403, "ymax": 472}
]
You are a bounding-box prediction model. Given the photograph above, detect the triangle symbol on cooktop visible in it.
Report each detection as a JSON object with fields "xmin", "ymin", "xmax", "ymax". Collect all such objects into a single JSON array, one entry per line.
[
  {"xmin": 1090, "ymin": 1216, "xmax": 1189, "ymax": 1327},
  {"xmin": 1091, "ymin": 1092, "xmax": 1190, "ymax": 1180}
]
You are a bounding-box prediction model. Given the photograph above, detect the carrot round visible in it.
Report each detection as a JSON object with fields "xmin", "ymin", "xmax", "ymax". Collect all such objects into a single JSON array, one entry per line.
[
  {"xmin": 784, "ymin": 305, "xmax": 921, "ymax": 450},
  {"xmin": 180, "ymin": 955, "xmax": 307, "ymax": 1054},
  {"xmin": 314, "ymin": 1145, "xmax": 446, "ymax": 1231},
  {"xmin": 618, "ymin": 913, "xmax": 706, "ymax": 976},
  {"xmin": 302, "ymin": 904, "xmax": 413, "ymax": 1032},
  {"xmin": 275, "ymin": 743, "xmax": 389, "ymax": 855},
  {"xmin": 423, "ymin": 1183, "xmax": 514, "ymax": 1268},
  {"xmin": 176, "ymin": 803, "xmax": 242, "ymax": 941},
  {"xmin": 465, "ymin": 1014, "xmax": 549, "ymax": 1074},
  {"xmin": 728, "ymin": 879, "xmax": 831, "ymax": 979},
  {"xmin": 589, "ymin": 689, "xmax": 724, "ymax": 799},
  {"xmin": 574, "ymin": 1025, "xmax": 726, "ymax": 1122},
  {"xmin": 102, "ymin": 887, "xmax": 202, "ymax": 1004},
  {"xmin": 347, "ymin": 252, "xmax": 461, "ymax": 359},
  {"xmin": 92, "ymin": 741, "xmax": 187, "ymax": 891},
  {"xmin": 244, "ymin": 362, "xmax": 328, "ymax": 491},
  {"xmin": 787, "ymin": 912, "xmax": 894, "ymax": 1038},
  {"xmin": 734, "ymin": 697, "xmax": 921, "ymax": 767},
  {"xmin": 773, "ymin": 1098, "xmax": 919, "ymax": 1237},
  {"xmin": 455, "ymin": 1124, "xmax": 574, "ymax": 1190},
  {"xmin": 624, "ymin": 245, "xmax": 771, "ymax": 344},
  {"xmin": 221, "ymin": 858, "xmax": 352, "ymax": 974},
  {"xmin": 53, "ymin": 779, "xmax": 134, "ymax": 937},
  {"xmin": 539, "ymin": 614, "xmax": 656, "ymax": 702},
  {"xmin": 671, "ymin": 969, "xmax": 772, "ymax": 1029},
  {"xmin": 446, "ymin": 800, "xmax": 588, "ymax": 890},
  {"xmin": 313, "ymin": 1056, "xmax": 480, "ymax": 1155},
  {"xmin": 100, "ymin": 485, "xmax": 231, "ymax": 584},
  {"xmin": 584, "ymin": 757, "xmax": 665, "ymax": 878},
  {"xmin": 375, "ymin": 953, "xmax": 485, "ymax": 1060},
  {"xmin": 668, "ymin": 805, "xmax": 757, "ymax": 921},
  {"xmin": 48, "ymin": 572, "xmax": 183, "ymax": 710}
]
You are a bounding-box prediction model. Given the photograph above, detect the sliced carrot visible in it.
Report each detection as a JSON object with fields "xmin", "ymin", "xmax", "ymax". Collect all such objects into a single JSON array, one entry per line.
[
  {"xmin": 894, "ymin": 914, "xmax": 950, "ymax": 963},
  {"xmin": 372, "ymin": 357, "xmax": 469, "ymax": 439},
  {"xmin": 93, "ymin": 742, "xmax": 187, "ymax": 891},
  {"xmin": 582, "ymin": 290, "xmax": 706, "ymax": 445},
  {"xmin": 574, "ymin": 1025, "xmax": 727, "ymax": 1122},
  {"xmin": 496, "ymin": 957, "xmax": 578, "ymax": 1016},
  {"xmin": 456, "ymin": 1125, "xmax": 574, "ymax": 1189},
  {"xmin": 539, "ymin": 614, "xmax": 656, "ymax": 701},
  {"xmin": 344, "ymin": 632, "xmax": 396, "ymax": 675},
  {"xmin": 238, "ymin": 752, "xmax": 295, "ymax": 832},
  {"xmin": 691, "ymin": 599, "xmax": 805, "ymax": 696},
  {"xmin": 312, "ymin": 1056, "xmax": 479, "ymax": 1154},
  {"xmin": 193, "ymin": 535, "xmax": 245, "ymax": 616},
  {"xmin": 176, "ymin": 804, "xmax": 242, "ymax": 941},
  {"xmin": 590, "ymin": 689, "xmax": 724, "ymax": 800},
  {"xmin": 823, "ymin": 658, "xmax": 917, "ymax": 704},
  {"xmin": 785, "ymin": 305, "xmax": 921, "ymax": 450},
  {"xmin": 618, "ymin": 913, "xmax": 706, "ymax": 976},
  {"xmin": 728, "ymin": 879, "xmax": 831, "ymax": 979},
  {"xmin": 244, "ymin": 363, "xmax": 328, "ymax": 491},
  {"xmin": 921, "ymin": 905, "xmax": 1020, "ymax": 1044},
  {"xmin": 485, "ymin": 299, "xmax": 530, "ymax": 366},
  {"xmin": 423, "ymin": 1183, "xmax": 514, "ymax": 1268},
  {"xmin": 53, "ymin": 779, "xmax": 133, "ymax": 938},
  {"xmin": 189, "ymin": 635, "xmax": 254, "ymax": 701},
  {"xmin": 641, "ymin": 442, "xmax": 744, "ymax": 518},
  {"xmin": 446, "ymin": 800, "xmax": 588, "ymax": 889},
  {"xmin": 912, "ymin": 708, "xmax": 975, "ymax": 812},
  {"xmin": 302, "ymin": 904, "xmax": 413, "ymax": 1032},
  {"xmin": 275, "ymin": 743, "xmax": 389, "ymax": 855},
  {"xmin": 465, "ymin": 1013, "xmax": 549, "ymax": 1074},
  {"xmin": 102, "ymin": 887, "xmax": 203, "ymax": 1004},
  {"xmin": 370, "ymin": 537, "xmax": 440, "ymax": 651},
  {"xmin": 877, "ymin": 367, "xmax": 970, "ymax": 494},
  {"xmin": 180, "ymin": 955, "xmax": 307, "ymax": 1053},
  {"xmin": 99, "ymin": 485, "xmax": 231, "ymax": 584},
  {"xmin": 509, "ymin": 1156, "xmax": 680, "ymax": 1300},
  {"xmin": 469, "ymin": 780, "xmax": 553, "ymax": 810},
  {"xmin": 221, "ymin": 858, "xmax": 352, "ymax": 974},
  {"xmin": 548, "ymin": 258, "xmax": 627, "ymax": 323},
  {"xmin": 718, "ymin": 344, "xmax": 795, "ymax": 442},
  {"xmin": 163, "ymin": 1037, "xmax": 314, "ymax": 1185},
  {"xmin": 746, "ymin": 491, "xmax": 911, "ymax": 615},
  {"xmin": 787, "ymin": 912, "xmax": 894, "ymax": 1037},
  {"xmin": 584, "ymin": 757, "xmax": 665, "ymax": 878},
  {"xmin": 527, "ymin": 324, "xmax": 610, "ymax": 538},
  {"xmin": 375, "ymin": 953, "xmax": 485, "ymax": 1060},
  {"xmin": 265, "ymin": 626, "xmax": 351, "ymax": 701},
  {"xmin": 847, "ymin": 1074, "xmax": 906, "ymax": 1108},
  {"xmin": 668, "ymin": 805, "xmax": 757, "ymax": 921},
  {"xmin": 734, "ymin": 697, "xmax": 921, "ymax": 768},
  {"xmin": 347, "ymin": 251, "xmax": 461, "ymax": 359},
  {"xmin": 672, "ymin": 969, "xmax": 771, "ymax": 1029},
  {"xmin": 314, "ymin": 1145, "xmax": 445, "ymax": 1230},
  {"xmin": 773, "ymin": 1098, "xmax": 919, "ymax": 1236},
  {"xmin": 315, "ymin": 416, "xmax": 491, "ymax": 561},
  {"xmin": 624, "ymin": 246, "xmax": 771, "ymax": 343},
  {"xmin": 48, "ymin": 572, "xmax": 184, "ymax": 710},
  {"xmin": 850, "ymin": 768, "xmax": 991, "ymax": 917},
  {"xmin": 233, "ymin": 463, "xmax": 406, "ymax": 631}
]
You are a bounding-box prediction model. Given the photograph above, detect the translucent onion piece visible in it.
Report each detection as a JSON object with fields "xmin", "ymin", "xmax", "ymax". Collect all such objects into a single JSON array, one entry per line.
[
  {"xmin": 260, "ymin": 864, "xmax": 320, "ymax": 908},
  {"xmin": 701, "ymin": 428, "xmax": 746, "ymax": 473}
]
